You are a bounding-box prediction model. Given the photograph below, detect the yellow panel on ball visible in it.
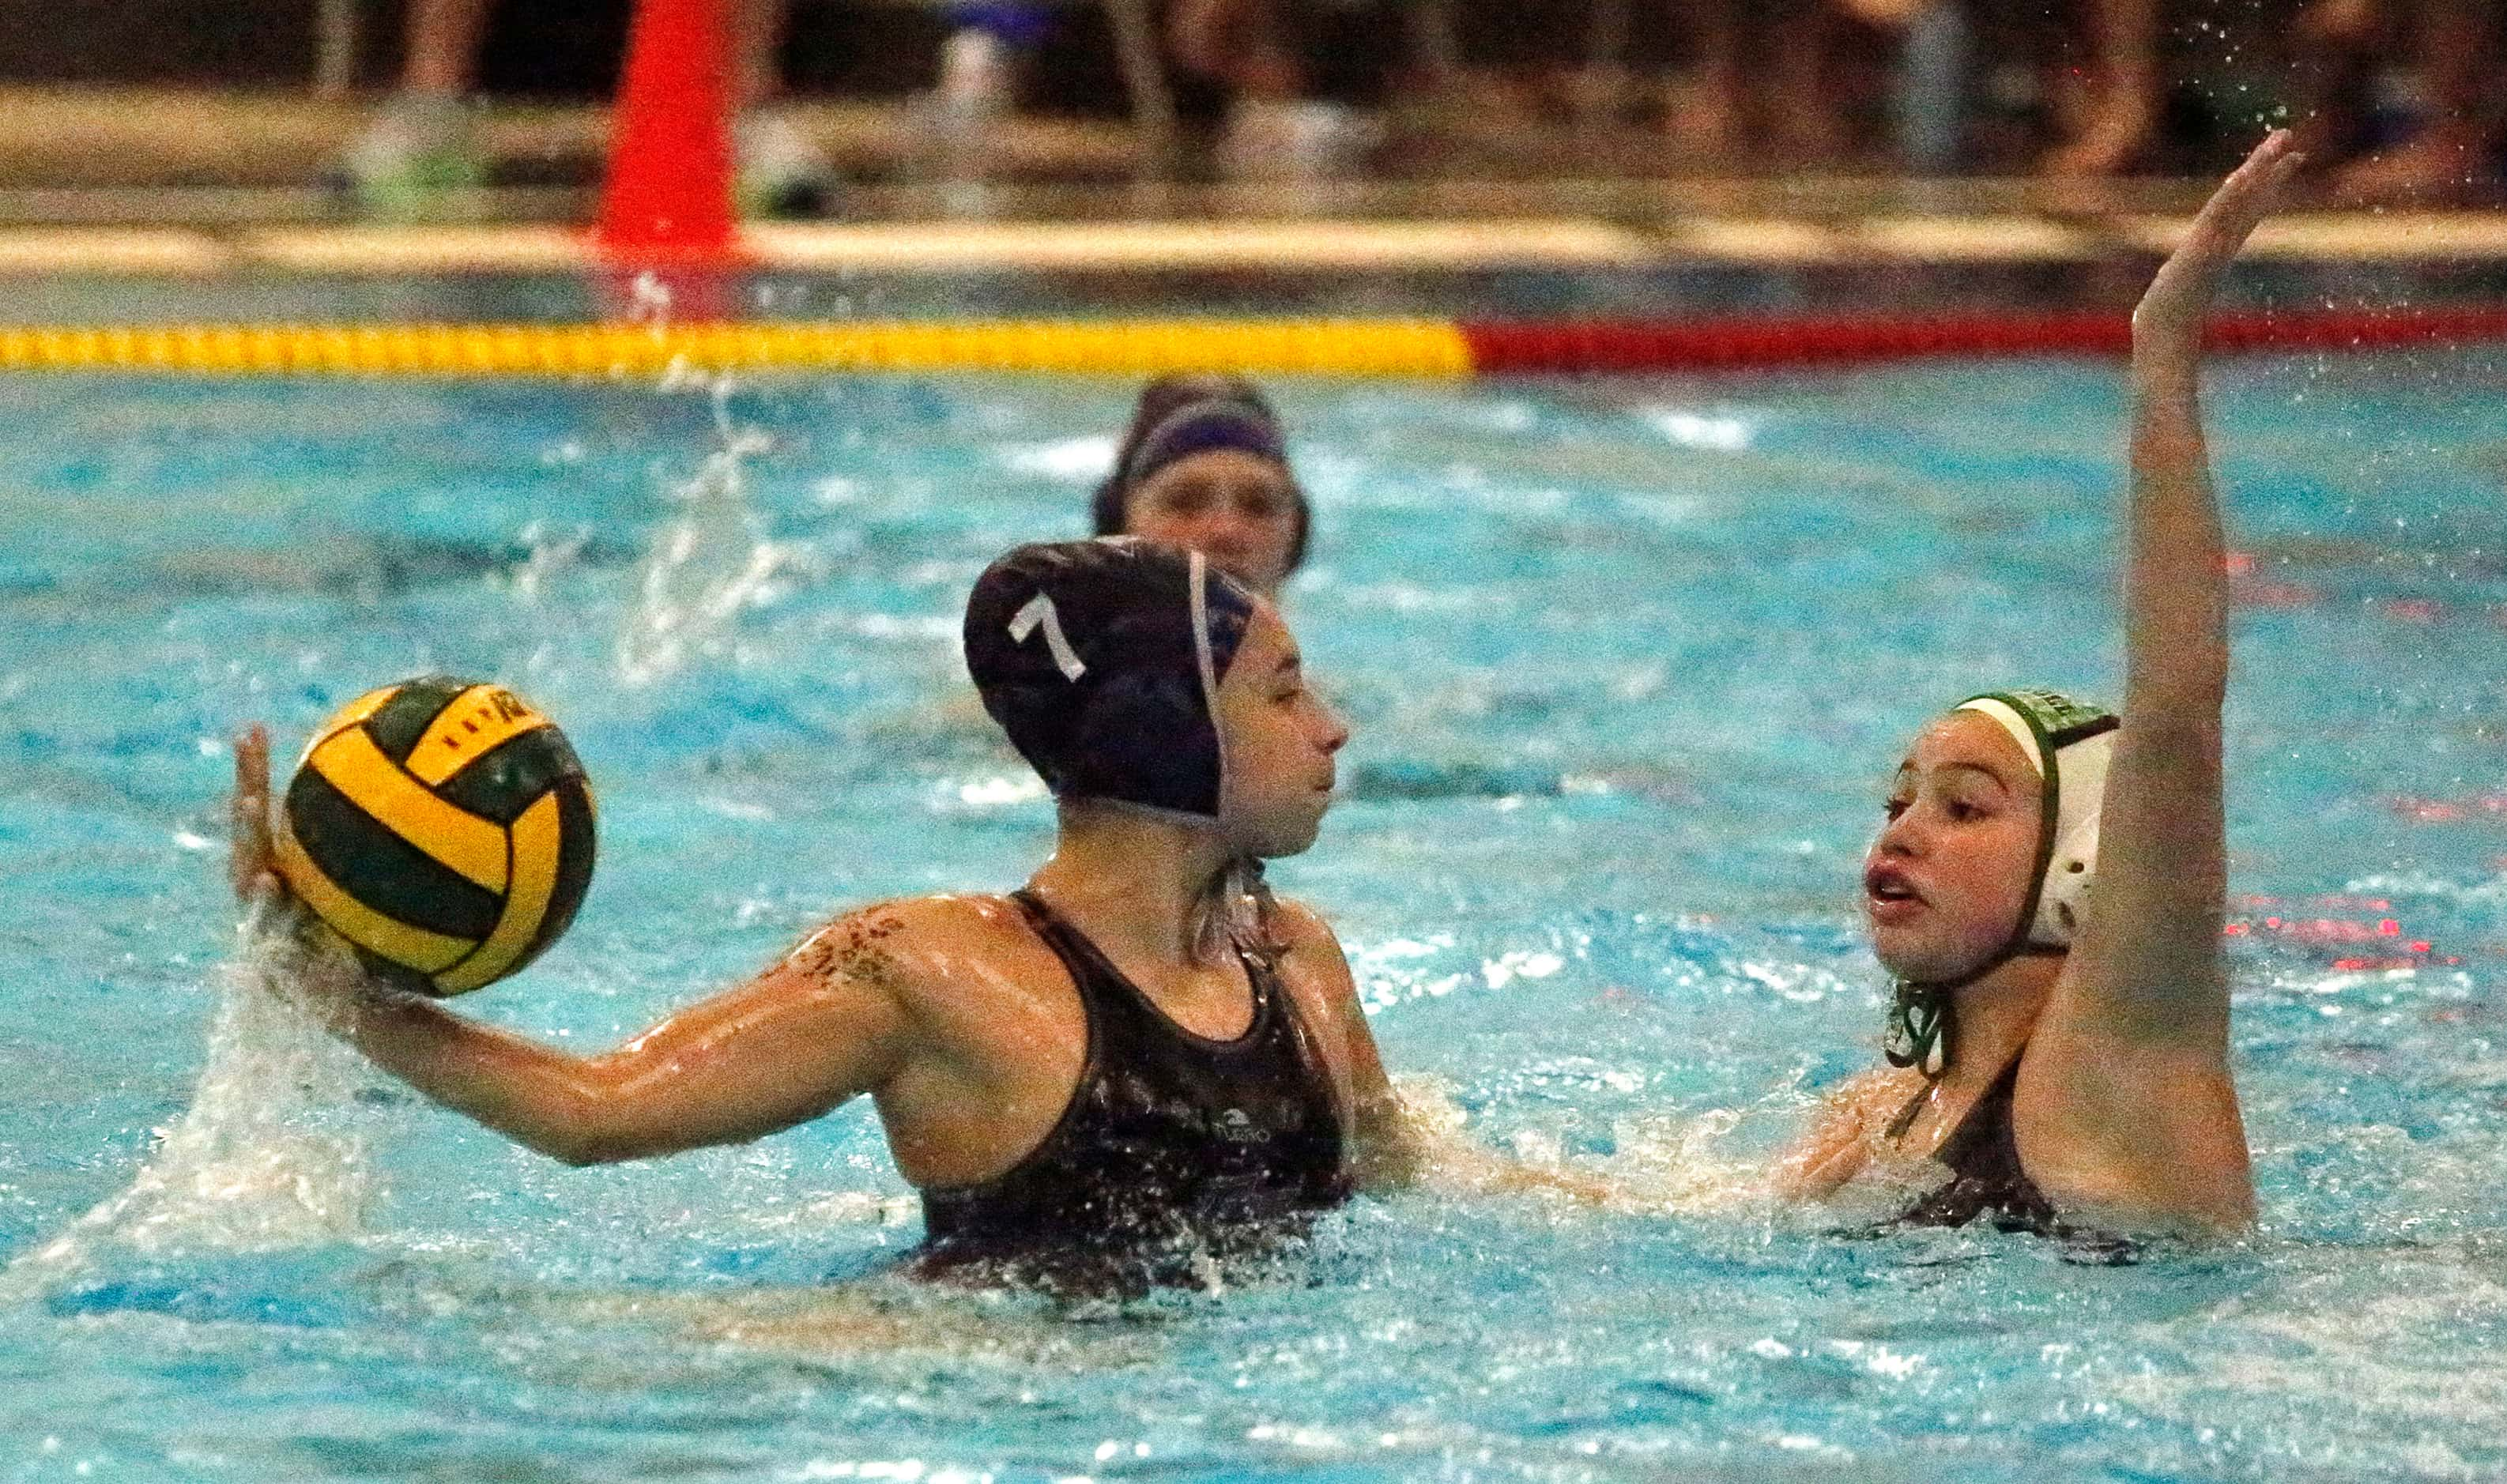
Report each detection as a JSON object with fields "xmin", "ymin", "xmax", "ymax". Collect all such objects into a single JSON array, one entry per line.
[
  {"xmin": 404, "ymin": 683, "xmax": 556, "ymax": 788},
  {"xmin": 431, "ymin": 790, "xmax": 564, "ymax": 996},
  {"xmin": 273, "ymin": 675, "xmax": 598, "ymax": 996}
]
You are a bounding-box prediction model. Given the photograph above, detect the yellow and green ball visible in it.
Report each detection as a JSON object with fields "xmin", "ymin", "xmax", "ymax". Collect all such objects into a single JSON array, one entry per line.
[{"xmin": 273, "ymin": 676, "xmax": 596, "ymax": 996}]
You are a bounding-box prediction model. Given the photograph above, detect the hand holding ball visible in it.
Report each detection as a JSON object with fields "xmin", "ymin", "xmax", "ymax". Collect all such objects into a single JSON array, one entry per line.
[{"xmin": 269, "ymin": 676, "xmax": 596, "ymax": 996}]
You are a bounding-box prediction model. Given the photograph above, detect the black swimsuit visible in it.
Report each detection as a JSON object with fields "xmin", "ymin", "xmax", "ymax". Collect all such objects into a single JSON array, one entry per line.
[
  {"xmin": 1894, "ymin": 1054, "xmax": 2135, "ymax": 1263},
  {"xmin": 913, "ymin": 891, "xmax": 1353, "ymax": 1294},
  {"xmin": 1897, "ymin": 1054, "xmax": 2057, "ymax": 1231}
]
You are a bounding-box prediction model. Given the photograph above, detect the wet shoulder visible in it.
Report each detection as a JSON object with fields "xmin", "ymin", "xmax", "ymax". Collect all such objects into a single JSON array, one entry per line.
[
  {"xmin": 1834, "ymin": 1064, "xmax": 1927, "ymax": 1121},
  {"xmin": 1261, "ymin": 896, "xmax": 1363, "ymax": 1045},
  {"xmin": 1265, "ymin": 896, "xmax": 1348, "ymax": 967},
  {"xmin": 785, "ymin": 894, "xmax": 1057, "ymax": 1004}
]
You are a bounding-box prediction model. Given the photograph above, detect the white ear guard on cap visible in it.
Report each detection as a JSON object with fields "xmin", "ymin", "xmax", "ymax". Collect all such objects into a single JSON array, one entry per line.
[{"xmin": 1954, "ymin": 690, "xmax": 2120, "ymax": 951}]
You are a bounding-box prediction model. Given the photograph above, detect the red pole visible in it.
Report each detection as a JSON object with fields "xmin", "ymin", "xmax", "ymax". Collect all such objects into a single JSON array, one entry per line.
[{"xmin": 596, "ymin": 0, "xmax": 737, "ymax": 262}]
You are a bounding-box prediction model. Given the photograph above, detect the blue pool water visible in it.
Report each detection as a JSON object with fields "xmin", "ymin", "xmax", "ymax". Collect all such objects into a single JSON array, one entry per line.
[{"xmin": 6, "ymin": 344, "xmax": 2507, "ymax": 1481}]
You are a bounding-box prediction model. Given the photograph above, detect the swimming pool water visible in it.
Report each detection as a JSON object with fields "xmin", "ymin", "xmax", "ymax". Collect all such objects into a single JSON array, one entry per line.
[{"xmin": 6, "ymin": 345, "xmax": 2507, "ymax": 1481}]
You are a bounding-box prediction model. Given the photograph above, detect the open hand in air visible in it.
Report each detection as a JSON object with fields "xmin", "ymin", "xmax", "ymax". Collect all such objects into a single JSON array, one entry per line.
[{"xmin": 2135, "ymin": 130, "xmax": 2307, "ymax": 348}]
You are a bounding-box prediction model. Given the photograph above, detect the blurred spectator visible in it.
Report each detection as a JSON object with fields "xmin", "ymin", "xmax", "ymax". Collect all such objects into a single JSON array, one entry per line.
[
  {"xmin": 2290, "ymin": 0, "xmax": 2501, "ymax": 202},
  {"xmin": 311, "ymin": 0, "xmax": 2503, "ymax": 198},
  {"xmin": 1819, "ymin": 0, "xmax": 2161, "ymax": 175},
  {"xmin": 1661, "ymin": 0, "xmax": 1855, "ymax": 165},
  {"xmin": 1657, "ymin": 1, "xmax": 1978, "ymax": 172},
  {"xmin": 338, "ymin": 0, "xmax": 835, "ymax": 218},
  {"xmin": 2036, "ymin": 0, "xmax": 2162, "ymax": 175},
  {"xmin": 1167, "ymin": 0, "xmax": 1393, "ymax": 178}
]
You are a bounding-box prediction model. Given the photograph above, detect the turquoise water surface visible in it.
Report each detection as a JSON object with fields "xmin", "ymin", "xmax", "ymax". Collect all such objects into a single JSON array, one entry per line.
[{"xmin": 6, "ymin": 343, "xmax": 2507, "ymax": 1481}]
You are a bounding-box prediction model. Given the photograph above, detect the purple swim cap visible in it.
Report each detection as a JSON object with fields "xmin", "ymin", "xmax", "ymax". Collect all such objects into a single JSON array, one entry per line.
[{"xmin": 1091, "ymin": 376, "xmax": 1310, "ymax": 574}]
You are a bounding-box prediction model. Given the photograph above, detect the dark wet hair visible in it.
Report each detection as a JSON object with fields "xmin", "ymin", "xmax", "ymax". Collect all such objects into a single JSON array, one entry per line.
[{"xmin": 1090, "ymin": 375, "xmax": 1311, "ymax": 575}]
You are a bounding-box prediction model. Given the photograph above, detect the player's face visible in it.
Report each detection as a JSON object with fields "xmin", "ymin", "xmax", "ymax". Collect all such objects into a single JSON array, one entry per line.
[
  {"xmin": 1864, "ymin": 712, "xmax": 2042, "ymax": 982},
  {"xmin": 1216, "ymin": 605, "xmax": 1348, "ymax": 857},
  {"xmin": 1124, "ymin": 450, "xmax": 1300, "ymax": 595}
]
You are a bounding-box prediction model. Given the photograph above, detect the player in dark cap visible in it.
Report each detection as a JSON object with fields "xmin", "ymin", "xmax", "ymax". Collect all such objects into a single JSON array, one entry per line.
[
  {"xmin": 1094, "ymin": 375, "xmax": 1309, "ymax": 597},
  {"xmin": 232, "ymin": 537, "xmax": 1441, "ymax": 1294}
]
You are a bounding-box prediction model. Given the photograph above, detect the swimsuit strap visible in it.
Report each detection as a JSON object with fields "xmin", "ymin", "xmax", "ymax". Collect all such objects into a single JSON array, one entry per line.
[
  {"xmin": 1931, "ymin": 1049, "xmax": 2026, "ymax": 1171},
  {"xmin": 1888, "ymin": 1045, "xmax": 2136, "ymax": 1260},
  {"xmin": 1010, "ymin": 887, "xmax": 1275, "ymax": 1047}
]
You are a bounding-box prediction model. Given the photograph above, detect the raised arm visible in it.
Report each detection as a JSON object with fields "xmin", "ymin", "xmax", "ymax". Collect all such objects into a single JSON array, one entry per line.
[
  {"xmin": 232, "ymin": 725, "xmax": 915, "ymax": 1166},
  {"xmin": 2019, "ymin": 132, "xmax": 2302, "ymax": 1225}
]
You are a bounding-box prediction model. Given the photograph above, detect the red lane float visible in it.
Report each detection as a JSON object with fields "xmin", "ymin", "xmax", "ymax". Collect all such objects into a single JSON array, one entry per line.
[{"xmin": 1459, "ymin": 307, "xmax": 2507, "ymax": 374}]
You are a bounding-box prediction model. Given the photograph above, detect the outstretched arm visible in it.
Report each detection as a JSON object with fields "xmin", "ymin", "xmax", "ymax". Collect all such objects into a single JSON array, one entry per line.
[
  {"xmin": 2018, "ymin": 132, "xmax": 2302, "ymax": 1226},
  {"xmin": 2080, "ymin": 133, "xmax": 2302, "ymax": 1035},
  {"xmin": 232, "ymin": 726, "xmax": 915, "ymax": 1166},
  {"xmin": 1272, "ymin": 902, "xmax": 1613, "ymax": 1203},
  {"xmin": 1262, "ymin": 900, "xmax": 1421, "ymax": 1192}
]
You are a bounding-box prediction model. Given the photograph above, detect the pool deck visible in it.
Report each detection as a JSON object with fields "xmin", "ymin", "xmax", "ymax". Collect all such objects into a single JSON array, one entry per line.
[
  {"xmin": 10, "ymin": 213, "xmax": 2507, "ymax": 278},
  {"xmin": 4, "ymin": 87, "xmax": 2505, "ymax": 280}
]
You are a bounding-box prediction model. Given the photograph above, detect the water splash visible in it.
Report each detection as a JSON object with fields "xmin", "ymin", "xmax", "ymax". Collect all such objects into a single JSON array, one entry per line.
[
  {"xmin": 0, "ymin": 924, "xmax": 372, "ymax": 1302},
  {"xmin": 1593, "ymin": 1105, "xmax": 1786, "ymax": 1216},
  {"xmin": 510, "ymin": 517, "xmax": 594, "ymax": 608},
  {"xmin": 1384, "ymin": 1069, "xmax": 1866, "ymax": 1222},
  {"xmin": 615, "ymin": 372, "xmax": 791, "ymax": 687},
  {"xmin": 627, "ymin": 269, "xmax": 674, "ymax": 341}
]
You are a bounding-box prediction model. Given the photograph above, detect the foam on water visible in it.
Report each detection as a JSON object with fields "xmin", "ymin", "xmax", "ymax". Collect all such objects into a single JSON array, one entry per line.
[{"xmin": 2, "ymin": 919, "xmax": 371, "ymax": 1302}]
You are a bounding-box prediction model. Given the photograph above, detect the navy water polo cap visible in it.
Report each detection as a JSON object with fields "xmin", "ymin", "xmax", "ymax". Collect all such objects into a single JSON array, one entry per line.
[
  {"xmin": 964, "ymin": 537, "xmax": 1258, "ymax": 820},
  {"xmin": 1091, "ymin": 376, "xmax": 1310, "ymax": 574}
]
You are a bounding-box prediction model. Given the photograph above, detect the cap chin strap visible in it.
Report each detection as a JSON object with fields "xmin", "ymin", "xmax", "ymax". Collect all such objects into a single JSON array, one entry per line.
[
  {"xmin": 1074, "ymin": 793, "xmax": 1226, "ymax": 830},
  {"xmin": 1187, "ymin": 549, "xmax": 1228, "ymax": 819},
  {"xmin": 1880, "ymin": 942, "xmax": 2064, "ymax": 1140}
]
